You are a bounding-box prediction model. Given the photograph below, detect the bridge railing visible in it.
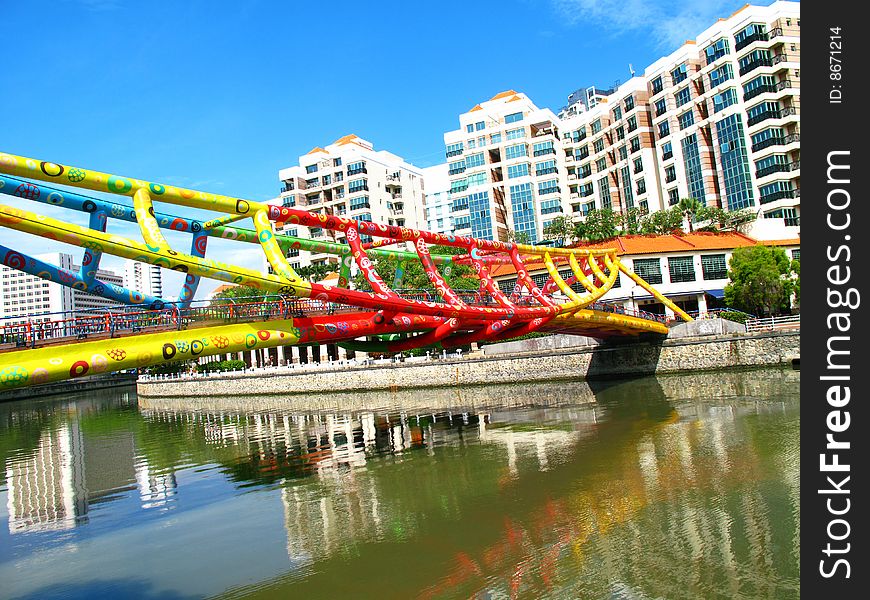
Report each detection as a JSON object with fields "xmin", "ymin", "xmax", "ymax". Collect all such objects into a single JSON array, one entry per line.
[
  {"xmin": 0, "ymin": 296, "xmax": 373, "ymax": 350},
  {"xmin": 744, "ymin": 314, "xmax": 800, "ymax": 332}
]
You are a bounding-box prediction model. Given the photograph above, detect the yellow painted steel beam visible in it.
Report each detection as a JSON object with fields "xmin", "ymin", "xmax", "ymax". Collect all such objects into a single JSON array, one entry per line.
[
  {"xmin": 0, "ymin": 203, "xmax": 311, "ymax": 297},
  {"xmin": 0, "ymin": 152, "xmax": 268, "ymax": 217},
  {"xmin": 0, "ymin": 319, "xmax": 300, "ymax": 391},
  {"xmin": 133, "ymin": 187, "xmax": 175, "ymax": 253},
  {"xmin": 252, "ymin": 209, "xmax": 304, "ymax": 283},
  {"xmin": 618, "ymin": 262, "xmax": 694, "ymax": 322},
  {"xmin": 203, "ymin": 213, "xmax": 251, "ymax": 230},
  {"xmin": 555, "ymin": 308, "xmax": 670, "ymax": 335}
]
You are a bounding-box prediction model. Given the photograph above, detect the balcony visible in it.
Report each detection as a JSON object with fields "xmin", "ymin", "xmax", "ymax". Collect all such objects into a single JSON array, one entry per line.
[
  {"xmin": 448, "ymin": 166, "xmax": 466, "ymax": 176},
  {"xmin": 759, "ymin": 188, "xmax": 798, "ymax": 204},
  {"xmin": 347, "ymin": 167, "xmax": 367, "ymax": 176},
  {"xmin": 533, "ymin": 147, "xmax": 556, "ymax": 157},
  {"xmin": 748, "ymin": 106, "xmax": 796, "ymax": 127},
  {"xmin": 565, "ymin": 155, "xmax": 574, "ymax": 162},
  {"xmin": 538, "ymin": 186, "xmax": 561, "ymax": 196},
  {"xmin": 446, "ymin": 149, "xmax": 463, "ymax": 158},
  {"xmin": 386, "ymin": 174, "xmax": 401, "ymax": 182},
  {"xmin": 785, "ymin": 216, "xmax": 800, "ymax": 227},
  {"xmin": 739, "ymin": 57, "xmax": 773, "ymax": 76},
  {"xmin": 575, "ymin": 149, "xmax": 590, "ymax": 160},
  {"xmin": 735, "ymin": 30, "xmax": 769, "ymax": 52},
  {"xmin": 536, "ymin": 167, "xmax": 559, "ymax": 176},
  {"xmin": 752, "ymin": 132, "xmax": 799, "ymax": 152},
  {"xmin": 743, "ymin": 78, "xmax": 793, "ymax": 102},
  {"xmin": 772, "ymin": 53, "xmax": 790, "ymax": 66},
  {"xmin": 756, "ymin": 160, "xmax": 800, "ymax": 179},
  {"xmin": 347, "ymin": 185, "xmax": 369, "ymax": 194}
]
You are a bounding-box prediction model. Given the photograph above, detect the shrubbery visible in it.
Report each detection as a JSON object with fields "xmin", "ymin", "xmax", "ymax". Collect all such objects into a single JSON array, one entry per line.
[{"xmin": 197, "ymin": 359, "xmax": 247, "ymax": 373}]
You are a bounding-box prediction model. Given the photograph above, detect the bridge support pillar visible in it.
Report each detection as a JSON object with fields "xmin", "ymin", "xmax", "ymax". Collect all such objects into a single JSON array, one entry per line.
[
  {"xmin": 697, "ymin": 293, "xmax": 708, "ymax": 317},
  {"xmin": 336, "ymin": 345, "xmax": 347, "ymax": 362},
  {"xmin": 277, "ymin": 345, "xmax": 286, "ymax": 365},
  {"xmin": 291, "ymin": 345, "xmax": 301, "ymax": 364}
]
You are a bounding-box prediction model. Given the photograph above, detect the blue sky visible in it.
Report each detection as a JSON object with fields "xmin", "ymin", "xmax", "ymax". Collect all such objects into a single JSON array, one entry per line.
[{"xmin": 0, "ymin": 0, "xmax": 774, "ymax": 299}]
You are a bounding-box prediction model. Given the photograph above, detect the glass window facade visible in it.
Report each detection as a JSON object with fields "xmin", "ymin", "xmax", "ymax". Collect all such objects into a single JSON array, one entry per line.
[
  {"xmin": 465, "ymin": 152, "xmax": 485, "ymax": 168},
  {"xmin": 446, "ymin": 142, "xmax": 464, "ymax": 158},
  {"xmin": 469, "ymin": 191, "xmax": 493, "ymax": 240},
  {"xmin": 715, "ymin": 114, "xmax": 755, "ymax": 210},
  {"xmin": 709, "ymin": 64, "xmax": 733, "ymax": 88},
  {"xmin": 713, "ymin": 88, "xmax": 738, "ymax": 112},
  {"xmin": 668, "ymin": 256, "xmax": 696, "ymax": 283},
  {"xmin": 505, "ymin": 143, "xmax": 527, "ymax": 159},
  {"xmin": 678, "ymin": 110, "xmax": 695, "ymax": 129},
  {"xmin": 701, "ymin": 254, "xmax": 727, "ymax": 280},
  {"xmin": 675, "ymin": 86, "xmax": 691, "ymax": 107},
  {"xmin": 505, "ymin": 112, "xmax": 524, "ymax": 123},
  {"xmin": 681, "ymin": 133, "xmax": 706, "ymax": 203},
  {"xmin": 633, "ymin": 258, "xmax": 662, "ymax": 284},
  {"xmin": 671, "ymin": 63, "xmax": 688, "ymax": 84},
  {"xmin": 466, "ymin": 172, "xmax": 487, "ymax": 187},
  {"xmin": 540, "ymin": 198, "xmax": 562, "ymax": 215},
  {"xmin": 535, "ymin": 159, "xmax": 557, "ymax": 176},
  {"xmin": 598, "ymin": 176, "xmax": 612, "ymax": 209},
  {"xmin": 621, "ymin": 166, "xmax": 634, "ymax": 209},
  {"xmin": 705, "ymin": 38, "xmax": 730, "ymax": 64},
  {"xmin": 538, "ymin": 179, "xmax": 560, "ymax": 195},
  {"xmin": 348, "ymin": 178, "xmax": 368, "ymax": 193},
  {"xmin": 658, "ymin": 120, "xmax": 671, "ymax": 139},
  {"xmin": 506, "ymin": 127, "xmax": 525, "ymax": 140},
  {"xmin": 507, "ymin": 163, "xmax": 529, "ymax": 179},
  {"xmin": 509, "ymin": 183, "xmax": 537, "ymax": 244}
]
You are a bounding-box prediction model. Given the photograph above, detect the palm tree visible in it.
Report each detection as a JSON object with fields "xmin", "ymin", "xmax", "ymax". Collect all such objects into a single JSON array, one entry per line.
[{"xmin": 677, "ymin": 197, "xmax": 704, "ymax": 233}]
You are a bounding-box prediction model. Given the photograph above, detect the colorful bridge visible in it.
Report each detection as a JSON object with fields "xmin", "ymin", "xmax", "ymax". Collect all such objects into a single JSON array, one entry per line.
[{"xmin": 0, "ymin": 151, "xmax": 692, "ymax": 391}]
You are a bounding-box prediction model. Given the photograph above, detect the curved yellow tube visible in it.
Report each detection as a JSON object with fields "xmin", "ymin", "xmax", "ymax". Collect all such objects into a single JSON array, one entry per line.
[
  {"xmin": 253, "ymin": 209, "xmax": 304, "ymax": 283},
  {"xmin": 0, "ymin": 203, "xmax": 311, "ymax": 297}
]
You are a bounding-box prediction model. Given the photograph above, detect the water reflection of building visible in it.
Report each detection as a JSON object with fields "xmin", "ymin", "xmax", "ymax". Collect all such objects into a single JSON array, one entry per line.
[
  {"xmin": 5, "ymin": 411, "xmax": 141, "ymax": 533},
  {"xmin": 5, "ymin": 421, "xmax": 86, "ymax": 534}
]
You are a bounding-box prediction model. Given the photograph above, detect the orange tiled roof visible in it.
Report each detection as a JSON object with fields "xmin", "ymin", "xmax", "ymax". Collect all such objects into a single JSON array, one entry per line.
[
  {"xmin": 334, "ymin": 134, "xmax": 360, "ymax": 146},
  {"xmin": 469, "ymin": 104, "xmax": 483, "ymax": 112},
  {"xmin": 490, "ymin": 90, "xmax": 519, "ymax": 101},
  {"xmin": 507, "ymin": 95, "xmax": 522, "ymax": 102},
  {"xmin": 305, "ymin": 146, "xmax": 327, "ymax": 155},
  {"xmin": 484, "ymin": 232, "xmax": 799, "ymax": 278}
]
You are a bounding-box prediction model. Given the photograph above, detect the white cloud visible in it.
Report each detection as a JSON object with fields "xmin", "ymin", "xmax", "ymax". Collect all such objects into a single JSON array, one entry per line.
[{"xmin": 552, "ymin": 0, "xmax": 758, "ymax": 50}]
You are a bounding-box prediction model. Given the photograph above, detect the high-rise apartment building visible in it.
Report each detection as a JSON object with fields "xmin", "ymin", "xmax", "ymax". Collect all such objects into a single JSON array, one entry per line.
[
  {"xmin": 0, "ymin": 253, "xmax": 125, "ymax": 323},
  {"xmin": 440, "ymin": 1, "xmax": 799, "ymax": 243},
  {"xmin": 443, "ymin": 91, "xmax": 565, "ymax": 243},
  {"xmin": 422, "ymin": 164, "xmax": 452, "ymax": 235},
  {"xmin": 124, "ymin": 259, "xmax": 163, "ymax": 298},
  {"xmin": 274, "ymin": 134, "xmax": 425, "ymax": 271},
  {"xmin": 643, "ymin": 0, "xmax": 800, "ymax": 238}
]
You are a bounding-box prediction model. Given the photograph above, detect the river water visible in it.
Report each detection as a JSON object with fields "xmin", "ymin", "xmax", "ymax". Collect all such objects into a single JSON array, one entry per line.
[{"xmin": 0, "ymin": 369, "xmax": 799, "ymax": 600}]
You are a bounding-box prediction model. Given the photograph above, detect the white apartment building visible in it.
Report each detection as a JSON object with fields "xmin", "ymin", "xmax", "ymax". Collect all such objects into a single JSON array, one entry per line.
[
  {"xmin": 444, "ymin": 91, "xmax": 566, "ymax": 244},
  {"xmin": 422, "ymin": 163, "xmax": 452, "ymax": 235},
  {"xmin": 124, "ymin": 259, "xmax": 163, "ymax": 298},
  {"xmin": 560, "ymin": 77, "xmax": 668, "ymax": 218},
  {"xmin": 0, "ymin": 253, "xmax": 125, "ymax": 323},
  {"xmin": 439, "ymin": 1, "xmax": 799, "ymax": 244},
  {"xmin": 274, "ymin": 134, "xmax": 426, "ymax": 271},
  {"xmin": 643, "ymin": 0, "xmax": 800, "ymax": 239}
]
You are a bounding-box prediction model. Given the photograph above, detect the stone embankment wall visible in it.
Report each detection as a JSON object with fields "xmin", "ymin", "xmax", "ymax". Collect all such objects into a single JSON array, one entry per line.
[{"xmin": 137, "ymin": 330, "xmax": 799, "ymax": 399}]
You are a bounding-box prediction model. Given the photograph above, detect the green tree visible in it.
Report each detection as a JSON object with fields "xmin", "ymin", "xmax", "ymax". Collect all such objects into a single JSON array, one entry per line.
[
  {"xmin": 677, "ymin": 197, "xmax": 705, "ymax": 232},
  {"xmin": 620, "ymin": 207, "xmax": 647, "ymax": 235},
  {"xmin": 542, "ymin": 215, "xmax": 576, "ymax": 246},
  {"xmin": 791, "ymin": 258, "xmax": 800, "ymax": 307},
  {"xmin": 507, "ymin": 230, "xmax": 532, "ymax": 245},
  {"xmin": 581, "ymin": 208, "xmax": 620, "ymax": 241},
  {"xmin": 724, "ymin": 245, "xmax": 796, "ymax": 316},
  {"xmin": 211, "ymin": 285, "xmax": 270, "ymax": 303},
  {"xmin": 352, "ymin": 245, "xmax": 477, "ymax": 292},
  {"xmin": 640, "ymin": 206, "xmax": 683, "ymax": 234},
  {"xmin": 296, "ymin": 262, "xmax": 338, "ymax": 282}
]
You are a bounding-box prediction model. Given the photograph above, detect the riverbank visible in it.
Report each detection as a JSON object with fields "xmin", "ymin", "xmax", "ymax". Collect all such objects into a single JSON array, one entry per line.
[
  {"xmin": 0, "ymin": 371, "xmax": 137, "ymax": 402},
  {"xmin": 137, "ymin": 330, "xmax": 799, "ymax": 399}
]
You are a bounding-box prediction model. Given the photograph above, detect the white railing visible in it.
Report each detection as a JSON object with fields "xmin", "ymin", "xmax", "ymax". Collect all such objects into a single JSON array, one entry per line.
[{"xmin": 745, "ymin": 315, "xmax": 800, "ymax": 332}]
